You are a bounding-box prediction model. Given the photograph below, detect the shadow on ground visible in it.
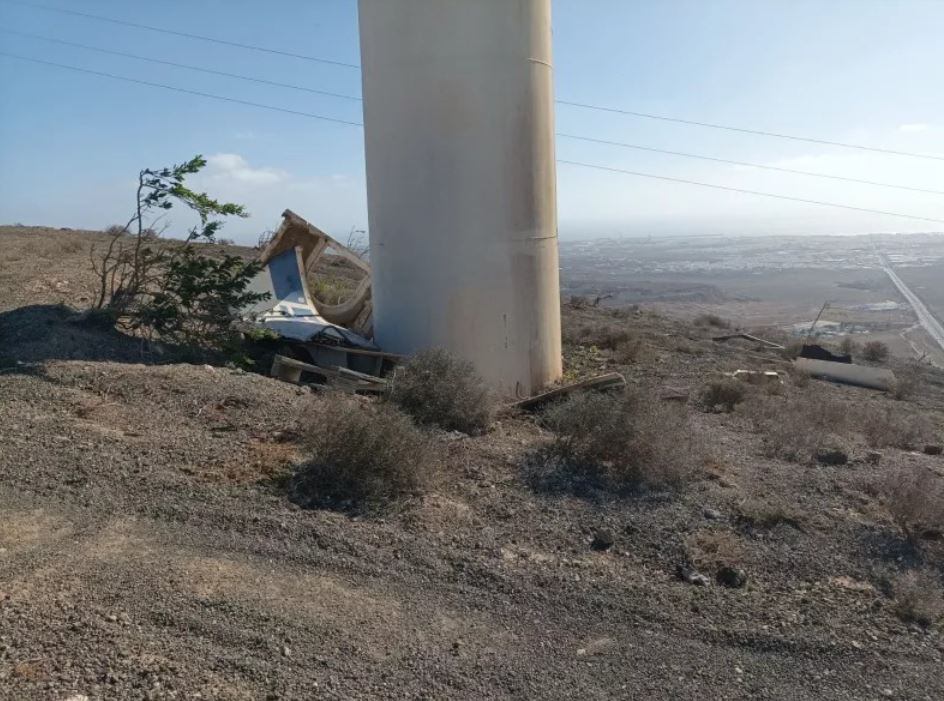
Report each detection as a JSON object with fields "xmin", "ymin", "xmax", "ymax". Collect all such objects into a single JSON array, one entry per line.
[
  {"xmin": 0, "ymin": 304, "xmax": 160, "ymax": 369},
  {"xmin": 519, "ymin": 447, "xmax": 668, "ymax": 506}
]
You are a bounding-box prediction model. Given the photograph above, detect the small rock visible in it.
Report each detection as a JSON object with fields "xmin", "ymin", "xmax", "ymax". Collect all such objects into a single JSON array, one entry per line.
[
  {"xmin": 815, "ymin": 447, "xmax": 849, "ymax": 466},
  {"xmin": 716, "ymin": 566, "xmax": 748, "ymax": 588},
  {"xmin": 865, "ymin": 451, "xmax": 883, "ymax": 465},
  {"xmin": 676, "ymin": 564, "xmax": 710, "ymax": 586},
  {"xmin": 281, "ymin": 645, "xmax": 291, "ymax": 657},
  {"xmin": 590, "ymin": 530, "xmax": 615, "ymax": 552},
  {"xmin": 703, "ymin": 507, "xmax": 723, "ymax": 520},
  {"xmin": 923, "ymin": 445, "xmax": 943, "ymax": 456}
]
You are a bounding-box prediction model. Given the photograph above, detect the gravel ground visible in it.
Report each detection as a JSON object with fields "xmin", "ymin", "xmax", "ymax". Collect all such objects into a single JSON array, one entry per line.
[{"xmin": 2, "ymin": 226, "xmax": 944, "ymax": 699}]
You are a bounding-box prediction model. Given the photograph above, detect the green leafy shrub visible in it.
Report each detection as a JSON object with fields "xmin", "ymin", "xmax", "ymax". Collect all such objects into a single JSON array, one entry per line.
[
  {"xmin": 388, "ymin": 348, "xmax": 494, "ymax": 434},
  {"xmin": 91, "ymin": 156, "xmax": 266, "ymax": 362}
]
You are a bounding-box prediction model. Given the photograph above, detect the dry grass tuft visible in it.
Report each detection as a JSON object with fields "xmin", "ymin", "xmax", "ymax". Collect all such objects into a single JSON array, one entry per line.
[
  {"xmin": 881, "ymin": 466, "xmax": 944, "ymax": 543},
  {"xmin": 891, "ymin": 362, "xmax": 924, "ymax": 401},
  {"xmin": 685, "ymin": 529, "xmax": 744, "ymax": 570},
  {"xmin": 893, "ymin": 570, "xmax": 944, "ymax": 628},
  {"xmin": 862, "ymin": 406, "xmax": 934, "ymax": 450},
  {"xmin": 745, "ymin": 394, "xmax": 850, "ymax": 463},
  {"xmin": 698, "ymin": 378, "xmax": 747, "ymax": 413},
  {"xmin": 693, "ymin": 313, "xmax": 730, "ymax": 329},
  {"xmin": 862, "ymin": 340, "xmax": 890, "ymax": 363},
  {"xmin": 388, "ymin": 348, "xmax": 495, "ymax": 435},
  {"xmin": 613, "ymin": 334, "xmax": 646, "ymax": 364},
  {"xmin": 289, "ymin": 399, "xmax": 438, "ymax": 511},
  {"xmin": 571, "ymin": 322, "xmax": 632, "ymax": 350},
  {"xmin": 539, "ymin": 389, "xmax": 702, "ymax": 491},
  {"xmin": 736, "ymin": 496, "xmax": 805, "ymax": 530}
]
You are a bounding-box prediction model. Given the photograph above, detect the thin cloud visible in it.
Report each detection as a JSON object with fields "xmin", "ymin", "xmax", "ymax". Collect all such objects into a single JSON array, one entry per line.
[
  {"xmin": 899, "ymin": 123, "xmax": 930, "ymax": 133},
  {"xmin": 204, "ymin": 153, "xmax": 288, "ymax": 185}
]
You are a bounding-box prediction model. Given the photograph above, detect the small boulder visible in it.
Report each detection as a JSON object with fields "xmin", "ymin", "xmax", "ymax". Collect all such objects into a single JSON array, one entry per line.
[
  {"xmin": 591, "ymin": 530, "xmax": 615, "ymax": 552},
  {"xmin": 716, "ymin": 566, "xmax": 748, "ymax": 588},
  {"xmin": 865, "ymin": 451, "xmax": 882, "ymax": 465},
  {"xmin": 703, "ymin": 507, "xmax": 724, "ymax": 520}
]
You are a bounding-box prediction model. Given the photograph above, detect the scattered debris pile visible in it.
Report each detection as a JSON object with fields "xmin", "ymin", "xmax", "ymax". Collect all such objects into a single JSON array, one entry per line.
[{"xmin": 243, "ymin": 210, "xmax": 400, "ymax": 393}]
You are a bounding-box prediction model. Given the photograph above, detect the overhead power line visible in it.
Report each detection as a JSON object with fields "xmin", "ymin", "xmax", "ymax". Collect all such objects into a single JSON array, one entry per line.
[
  {"xmin": 2, "ymin": 51, "xmax": 941, "ymax": 226},
  {"xmin": 558, "ymin": 160, "xmax": 944, "ymax": 225},
  {"xmin": 4, "ymin": 33, "xmax": 937, "ymax": 196},
  {"xmin": 0, "ymin": 52, "xmax": 363, "ymax": 126},
  {"xmin": 0, "ymin": 0, "xmax": 360, "ymax": 69},
  {"xmin": 557, "ymin": 100, "xmax": 944, "ymax": 163},
  {"xmin": 557, "ymin": 133, "xmax": 944, "ymax": 196},
  {"xmin": 0, "ymin": 29, "xmax": 363, "ymax": 101},
  {"xmin": 4, "ymin": 0, "xmax": 942, "ymax": 162}
]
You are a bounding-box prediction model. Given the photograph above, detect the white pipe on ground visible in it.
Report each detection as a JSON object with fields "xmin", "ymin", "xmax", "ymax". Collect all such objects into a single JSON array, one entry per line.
[{"xmin": 357, "ymin": 0, "xmax": 563, "ymax": 397}]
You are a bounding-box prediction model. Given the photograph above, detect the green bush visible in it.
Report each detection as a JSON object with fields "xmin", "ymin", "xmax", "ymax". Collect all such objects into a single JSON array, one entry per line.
[{"xmin": 388, "ymin": 349, "xmax": 494, "ymax": 434}]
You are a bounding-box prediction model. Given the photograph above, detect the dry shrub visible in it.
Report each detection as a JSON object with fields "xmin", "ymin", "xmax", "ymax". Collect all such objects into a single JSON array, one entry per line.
[
  {"xmin": 839, "ymin": 336, "xmax": 858, "ymax": 357},
  {"xmin": 781, "ymin": 341, "xmax": 804, "ymax": 360},
  {"xmin": 736, "ymin": 496, "xmax": 805, "ymax": 530},
  {"xmin": 388, "ymin": 348, "xmax": 494, "ymax": 435},
  {"xmin": 893, "ymin": 570, "xmax": 944, "ymax": 628},
  {"xmin": 881, "ymin": 466, "xmax": 944, "ymax": 543},
  {"xmin": 568, "ymin": 295, "xmax": 590, "ymax": 309},
  {"xmin": 694, "ymin": 313, "xmax": 730, "ymax": 329},
  {"xmin": 789, "ymin": 366, "xmax": 811, "ymax": 388},
  {"xmin": 613, "ymin": 334, "xmax": 645, "ymax": 364},
  {"xmin": 891, "ymin": 362, "xmax": 923, "ymax": 401},
  {"xmin": 541, "ymin": 389, "xmax": 701, "ymax": 490},
  {"xmin": 746, "ymin": 394, "xmax": 850, "ymax": 463},
  {"xmin": 861, "ymin": 406, "xmax": 934, "ymax": 450},
  {"xmin": 862, "ymin": 340, "xmax": 890, "ymax": 363},
  {"xmin": 575, "ymin": 322, "xmax": 631, "ymax": 350},
  {"xmin": 698, "ymin": 378, "xmax": 747, "ymax": 413},
  {"xmin": 289, "ymin": 400, "xmax": 437, "ymax": 510},
  {"xmin": 685, "ymin": 529, "xmax": 744, "ymax": 570}
]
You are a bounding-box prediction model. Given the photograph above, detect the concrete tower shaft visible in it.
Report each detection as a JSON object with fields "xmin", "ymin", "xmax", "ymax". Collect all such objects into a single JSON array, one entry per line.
[{"xmin": 357, "ymin": 0, "xmax": 563, "ymax": 397}]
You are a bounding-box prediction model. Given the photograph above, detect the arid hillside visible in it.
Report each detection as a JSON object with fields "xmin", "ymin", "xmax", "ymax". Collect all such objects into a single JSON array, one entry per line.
[{"xmin": 1, "ymin": 225, "xmax": 944, "ymax": 700}]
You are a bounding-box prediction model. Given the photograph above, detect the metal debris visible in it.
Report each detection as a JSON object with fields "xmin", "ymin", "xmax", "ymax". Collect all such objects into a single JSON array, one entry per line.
[
  {"xmin": 712, "ymin": 332, "xmax": 785, "ymax": 350},
  {"xmin": 243, "ymin": 210, "xmax": 400, "ymax": 390},
  {"xmin": 511, "ymin": 372, "xmax": 626, "ymax": 411}
]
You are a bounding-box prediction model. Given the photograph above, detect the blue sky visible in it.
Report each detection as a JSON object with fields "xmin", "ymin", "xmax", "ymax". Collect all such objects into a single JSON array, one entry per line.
[{"xmin": 1, "ymin": 0, "xmax": 942, "ymax": 243}]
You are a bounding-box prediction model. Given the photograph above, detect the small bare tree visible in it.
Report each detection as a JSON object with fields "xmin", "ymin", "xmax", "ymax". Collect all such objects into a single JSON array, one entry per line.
[
  {"xmin": 90, "ymin": 156, "xmax": 268, "ymax": 361},
  {"xmin": 345, "ymin": 226, "xmax": 369, "ymax": 259}
]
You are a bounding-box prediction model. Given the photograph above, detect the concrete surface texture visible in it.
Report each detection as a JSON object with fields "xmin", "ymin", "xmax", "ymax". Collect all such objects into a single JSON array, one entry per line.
[{"xmin": 358, "ymin": 0, "xmax": 563, "ymax": 397}]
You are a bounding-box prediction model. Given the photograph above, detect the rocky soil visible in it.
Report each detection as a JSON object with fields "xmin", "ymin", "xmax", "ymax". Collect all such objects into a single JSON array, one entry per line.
[{"xmin": 1, "ymin": 225, "xmax": 944, "ymax": 700}]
